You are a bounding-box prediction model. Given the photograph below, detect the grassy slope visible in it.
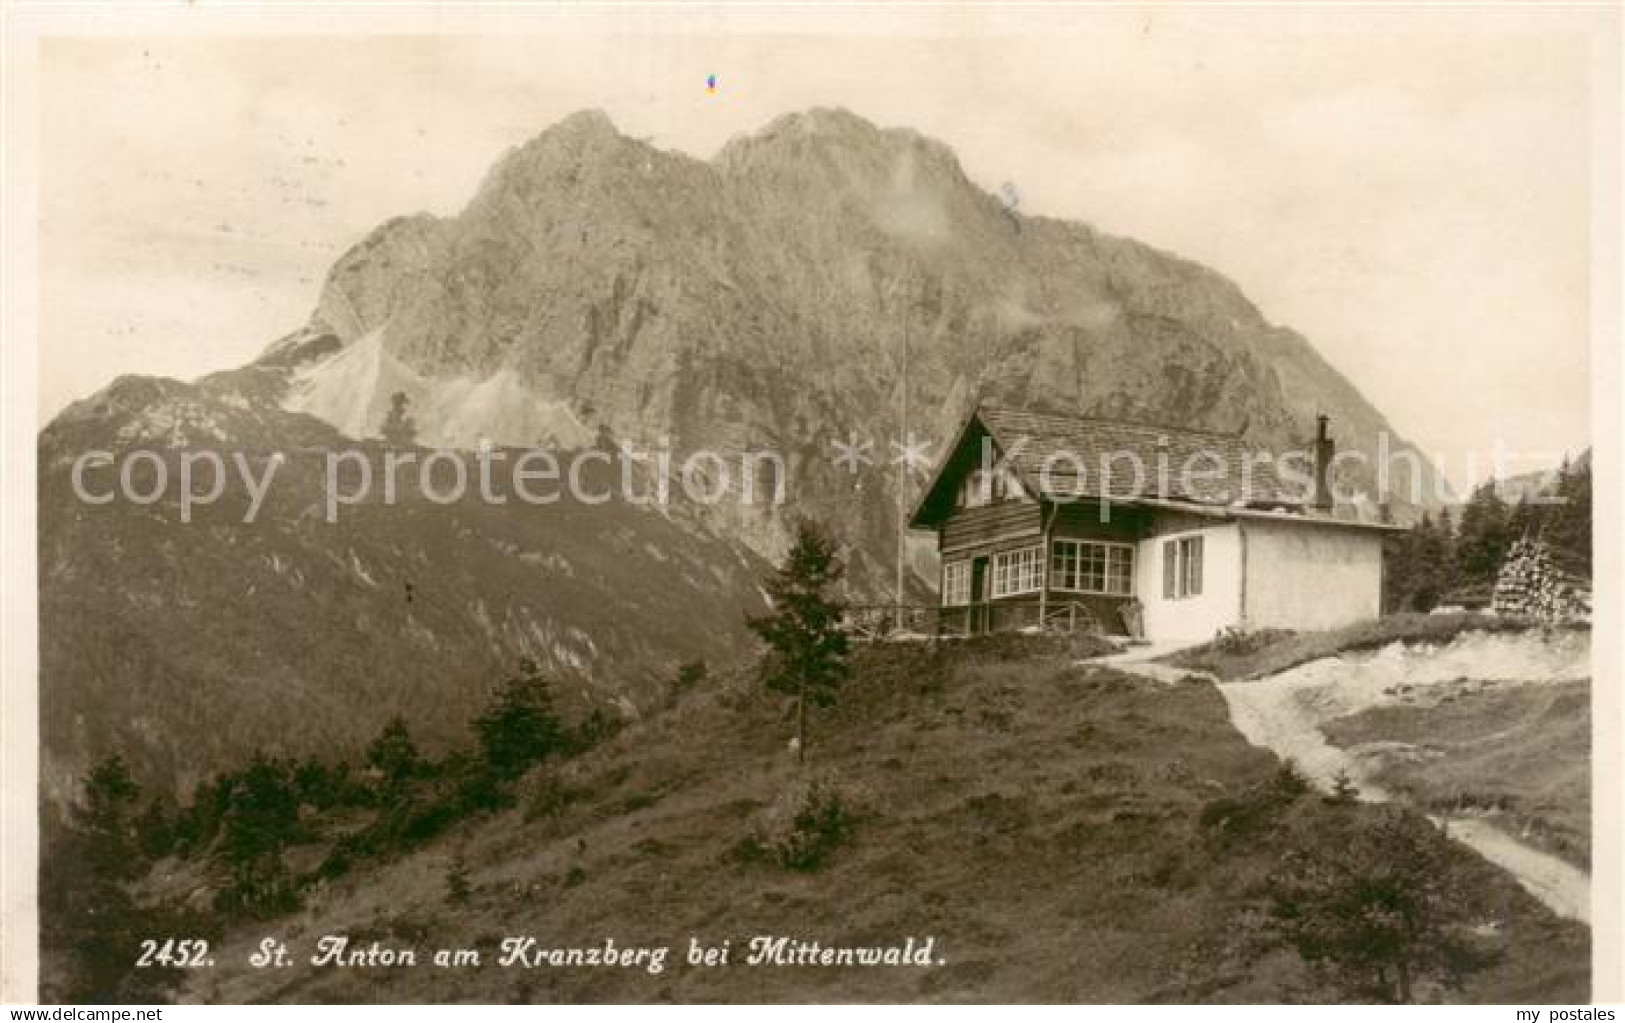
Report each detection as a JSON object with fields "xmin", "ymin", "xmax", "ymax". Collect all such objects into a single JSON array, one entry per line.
[
  {"xmin": 1160, "ymin": 613, "xmax": 1584, "ymax": 681},
  {"xmin": 1323, "ymin": 681, "xmax": 1591, "ymax": 870},
  {"xmin": 177, "ymin": 637, "xmax": 1587, "ymax": 1004}
]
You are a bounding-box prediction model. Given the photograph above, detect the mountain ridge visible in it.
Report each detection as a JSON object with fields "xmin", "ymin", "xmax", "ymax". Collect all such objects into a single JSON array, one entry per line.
[
  {"xmin": 41, "ymin": 105, "xmax": 1446, "ymax": 799},
  {"xmin": 239, "ymin": 107, "xmax": 1445, "ymax": 569}
]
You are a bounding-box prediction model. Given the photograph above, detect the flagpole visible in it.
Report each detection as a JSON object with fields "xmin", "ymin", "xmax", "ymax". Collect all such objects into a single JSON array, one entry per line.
[{"xmin": 896, "ymin": 302, "xmax": 908, "ymax": 631}]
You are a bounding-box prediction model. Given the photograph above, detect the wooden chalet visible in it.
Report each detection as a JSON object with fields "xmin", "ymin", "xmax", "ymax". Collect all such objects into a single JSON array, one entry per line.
[{"xmin": 906, "ymin": 405, "xmax": 1402, "ymax": 642}]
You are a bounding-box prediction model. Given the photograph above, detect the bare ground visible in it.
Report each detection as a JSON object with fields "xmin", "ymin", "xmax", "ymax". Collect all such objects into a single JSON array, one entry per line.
[{"xmin": 1211, "ymin": 628, "xmax": 1590, "ymax": 923}]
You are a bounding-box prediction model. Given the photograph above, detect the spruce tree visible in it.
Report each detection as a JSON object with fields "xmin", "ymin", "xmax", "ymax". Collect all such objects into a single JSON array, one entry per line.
[
  {"xmin": 378, "ymin": 391, "xmax": 418, "ymax": 448},
  {"xmin": 1548, "ymin": 455, "xmax": 1592, "ymax": 576},
  {"xmin": 79, "ymin": 755, "xmax": 142, "ymax": 879},
  {"xmin": 1384, "ymin": 512, "xmax": 1454, "ymax": 612},
  {"xmin": 1454, "ymin": 482, "xmax": 1511, "ymax": 586},
  {"xmin": 1268, "ymin": 807, "xmax": 1493, "ymax": 1003},
  {"xmin": 474, "ymin": 658, "xmax": 565, "ymax": 780},
  {"xmin": 747, "ymin": 520, "xmax": 851, "ymax": 763}
]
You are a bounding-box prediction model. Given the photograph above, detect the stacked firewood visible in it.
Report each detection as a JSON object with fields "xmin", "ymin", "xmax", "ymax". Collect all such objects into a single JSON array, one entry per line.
[{"xmin": 1492, "ymin": 536, "xmax": 1591, "ymax": 620}]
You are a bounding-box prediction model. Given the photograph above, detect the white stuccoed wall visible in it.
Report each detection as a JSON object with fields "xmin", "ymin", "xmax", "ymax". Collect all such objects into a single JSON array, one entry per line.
[{"xmin": 1136, "ymin": 522, "xmax": 1243, "ymax": 642}]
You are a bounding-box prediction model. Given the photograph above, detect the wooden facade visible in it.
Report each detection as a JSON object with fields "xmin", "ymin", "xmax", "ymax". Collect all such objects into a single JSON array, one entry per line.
[
  {"xmin": 940, "ymin": 501, "xmax": 1042, "ymax": 555},
  {"xmin": 935, "ymin": 497, "xmax": 1151, "ymax": 636},
  {"xmin": 910, "ymin": 405, "xmax": 1398, "ymax": 642}
]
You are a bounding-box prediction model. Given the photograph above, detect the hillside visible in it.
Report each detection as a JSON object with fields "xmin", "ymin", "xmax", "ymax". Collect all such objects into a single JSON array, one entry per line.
[
  {"xmin": 38, "ymin": 384, "xmax": 770, "ymax": 805},
  {"xmin": 1486, "ymin": 449, "xmax": 1591, "ymax": 506},
  {"xmin": 77, "ymin": 639, "xmax": 1582, "ymax": 1004},
  {"xmin": 1324, "ymin": 680, "xmax": 1590, "ymax": 870},
  {"xmin": 1171, "ymin": 620, "xmax": 1592, "ymax": 920}
]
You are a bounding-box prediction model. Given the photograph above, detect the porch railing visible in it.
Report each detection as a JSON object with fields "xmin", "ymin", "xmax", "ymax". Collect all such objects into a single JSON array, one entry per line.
[{"xmin": 841, "ymin": 600, "xmax": 1103, "ymax": 641}]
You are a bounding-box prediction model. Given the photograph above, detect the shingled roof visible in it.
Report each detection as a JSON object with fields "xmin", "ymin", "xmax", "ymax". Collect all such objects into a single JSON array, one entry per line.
[
  {"xmin": 981, "ymin": 405, "xmax": 1301, "ymax": 500},
  {"xmin": 909, "ymin": 404, "xmax": 1330, "ymax": 529}
]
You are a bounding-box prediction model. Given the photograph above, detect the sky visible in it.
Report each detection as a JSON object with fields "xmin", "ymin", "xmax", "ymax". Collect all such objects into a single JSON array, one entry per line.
[{"xmin": 36, "ymin": 7, "xmax": 1610, "ymax": 491}]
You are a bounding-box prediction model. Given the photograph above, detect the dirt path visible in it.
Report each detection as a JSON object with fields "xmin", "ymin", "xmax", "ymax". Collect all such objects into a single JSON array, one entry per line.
[
  {"xmin": 1216, "ymin": 675, "xmax": 1394, "ymax": 801},
  {"xmin": 1444, "ymin": 818, "xmax": 1591, "ymax": 923},
  {"xmin": 1089, "ymin": 640, "xmax": 1214, "ymax": 686},
  {"xmin": 1210, "ymin": 630, "xmax": 1590, "ymax": 924}
]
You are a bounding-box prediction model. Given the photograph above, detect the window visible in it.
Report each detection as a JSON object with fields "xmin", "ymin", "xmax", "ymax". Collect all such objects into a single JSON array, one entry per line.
[
  {"xmin": 1050, "ymin": 540, "xmax": 1134, "ymax": 596},
  {"xmin": 992, "ymin": 546, "xmax": 1043, "ymax": 597},
  {"xmin": 1162, "ymin": 535, "xmax": 1204, "ymax": 599},
  {"xmin": 1182, "ymin": 537, "xmax": 1204, "ymax": 597},
  {"xmin": 961, "ymin": 469, "xmax": 995, "ymax": 507},
  {"xmin": 959, "ymin": 470, "xmax": 989, "ymax": 508},
  {"xmin": 999, "ymin": 470, "xmax": 1025, "ymax": 502},
  {"xmin": 957, "ymin": 468, "xmax": 1024, "ymax": 508},
  {"xmin": 941, "ymin": 560, "xmax": 971, "ymax": 606}
]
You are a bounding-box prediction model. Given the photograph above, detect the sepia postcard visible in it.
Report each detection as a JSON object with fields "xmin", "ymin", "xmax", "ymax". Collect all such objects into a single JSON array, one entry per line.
[{"xmin": 2, "ymin": 2, "xmax": 1621, "ymax": 1007}]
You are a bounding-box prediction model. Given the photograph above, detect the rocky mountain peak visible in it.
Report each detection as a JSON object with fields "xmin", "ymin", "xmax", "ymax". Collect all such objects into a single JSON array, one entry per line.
[
  {"xmin": 715, "ymin": 106, "xmax": 969, "ymax": 191},
  {"xmin": 194, "ymin": 107, "xmax": 1442, "ymax": 582},
  {"xmin": 308, "ymin": 214, "xmax": 444, "ymax": 342},
  {"xmin": 551, "ymin": 106, "xmax": 621, "ymax": 137},
  {"xmin": 472, "ymin": 107, "xmax": 653, "ymax": 204}
]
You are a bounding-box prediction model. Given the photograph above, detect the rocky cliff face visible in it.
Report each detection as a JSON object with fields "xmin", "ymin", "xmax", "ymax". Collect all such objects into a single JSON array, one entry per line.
[
  {"xmin": 268, "ymin": 108, "xmax": 1441, "ymax": 581},
  {"xmin": 41, "ymin": 107, "xmax": 1444, "ymax": 798}
]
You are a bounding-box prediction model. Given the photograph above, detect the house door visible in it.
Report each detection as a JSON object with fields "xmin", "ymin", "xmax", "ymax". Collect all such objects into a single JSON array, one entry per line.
[{"xmin": 969, "ymin": 556, "xmax": 990, "ymax": 635}]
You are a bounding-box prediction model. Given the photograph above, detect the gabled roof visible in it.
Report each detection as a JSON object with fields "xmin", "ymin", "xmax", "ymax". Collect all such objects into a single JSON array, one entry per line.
[
  {"xmin": 909, "ymin": 404, "xmax": 1393, "ymax": 530},
  {"xmin": 976, "ymin": 405, "xmax": 1298, "ymax": 503}
]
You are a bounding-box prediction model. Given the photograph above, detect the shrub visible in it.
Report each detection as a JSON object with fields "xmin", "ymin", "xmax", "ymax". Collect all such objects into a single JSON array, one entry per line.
[
  {"xmin": 1272, "ymin": 760, "xmax": 1312, "ymax": 800},
  {"xmin": 448, "ymin": 763, "xmax": 515, "ymax": 818},
  {"xmin": 294, "ymin": 757, "xmax": 367, "ymax": 811},
  {"xmin": 568, "ymin": 708, "xmax": 622, "ymax": 754},
  {"xmin": 1266, "ymin": 806, "xmax": 1498, "ymax": 1002},
  {"xmin": 474, "ymin": 658, "xmax": 565, "ymax": 780},
  {"xmin": 445, "ymin": 858, "xmax": 472, "ymax": 905},
  {"xmin": 217, "ymin": 755, "xmax": 303, "ymax": 870},
  {"xmin": 524, "ymin": 775, "xmax": 583, "ymax": 823},
  {"xmin": 1200, "ymin": 760, "xmax": 1312, "ymax": 848},
  {"xmin": 728, "ymin": 834, "xmax": 773, "ymax": 866},
  {"xmin": 365, "ymin": 716, "xmax": 424, "ymax": 789},
  {"xmin": 133, "ymin": 798, "xmax": 174, "ymax": 861},
  {"xmin": 1073, "ymin": 633, "xmax": 1124, "ymax": 659},
  {"xmin": 78, "ymin": 755, "xmax": 143, "ymax": 880},
  {"xmin": 1329, "ymin": 769, "xmax": 1361, "ymax": 804},
  {"xmin": 213, "ymin": 854, "xmax": 300, "ymax": 920},
  {"xmin": 672, "ymin": 659, "xmax": 708, "ymax": 699},
  {"xmin": 1212, "ymin": 626, "xmax": 1295, "ymax": 657},
  {"xmin": 773, "ymin": 782, "xmax": 853, "ymax": 871}
]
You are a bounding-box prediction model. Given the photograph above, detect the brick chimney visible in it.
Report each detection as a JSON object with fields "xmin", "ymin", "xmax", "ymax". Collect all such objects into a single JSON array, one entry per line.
[{"xmin": 1312, "ymin": 413, "xmax": 1335, "ymax": 510}]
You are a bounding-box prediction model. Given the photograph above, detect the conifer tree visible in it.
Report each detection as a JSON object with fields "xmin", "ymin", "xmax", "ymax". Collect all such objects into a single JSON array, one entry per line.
[
  {"xmin": 78, "ymin": 755, "xmax": 142, "ymax": 880},
  {"xmin": 747, "ymin": 520, "xmax": 851, "ymax": 763},
  {"xmin": 1268, "ymin": 808, "xmax": 1493, "ymax": 1003},
  {"xmin": 474, "ymin": 658, "xmax": 565, "ymax": 780},
  {"xmin": 379, "ymin": 391, "xmax": 418, "ymax": 448},
  {"xmin": 1454, "ymin": 482, "xmax": 1511, "ymax": 586},
  {"xmin": 1547, "ymin": 455, "xmax": 1592, "ymax": 576}
]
